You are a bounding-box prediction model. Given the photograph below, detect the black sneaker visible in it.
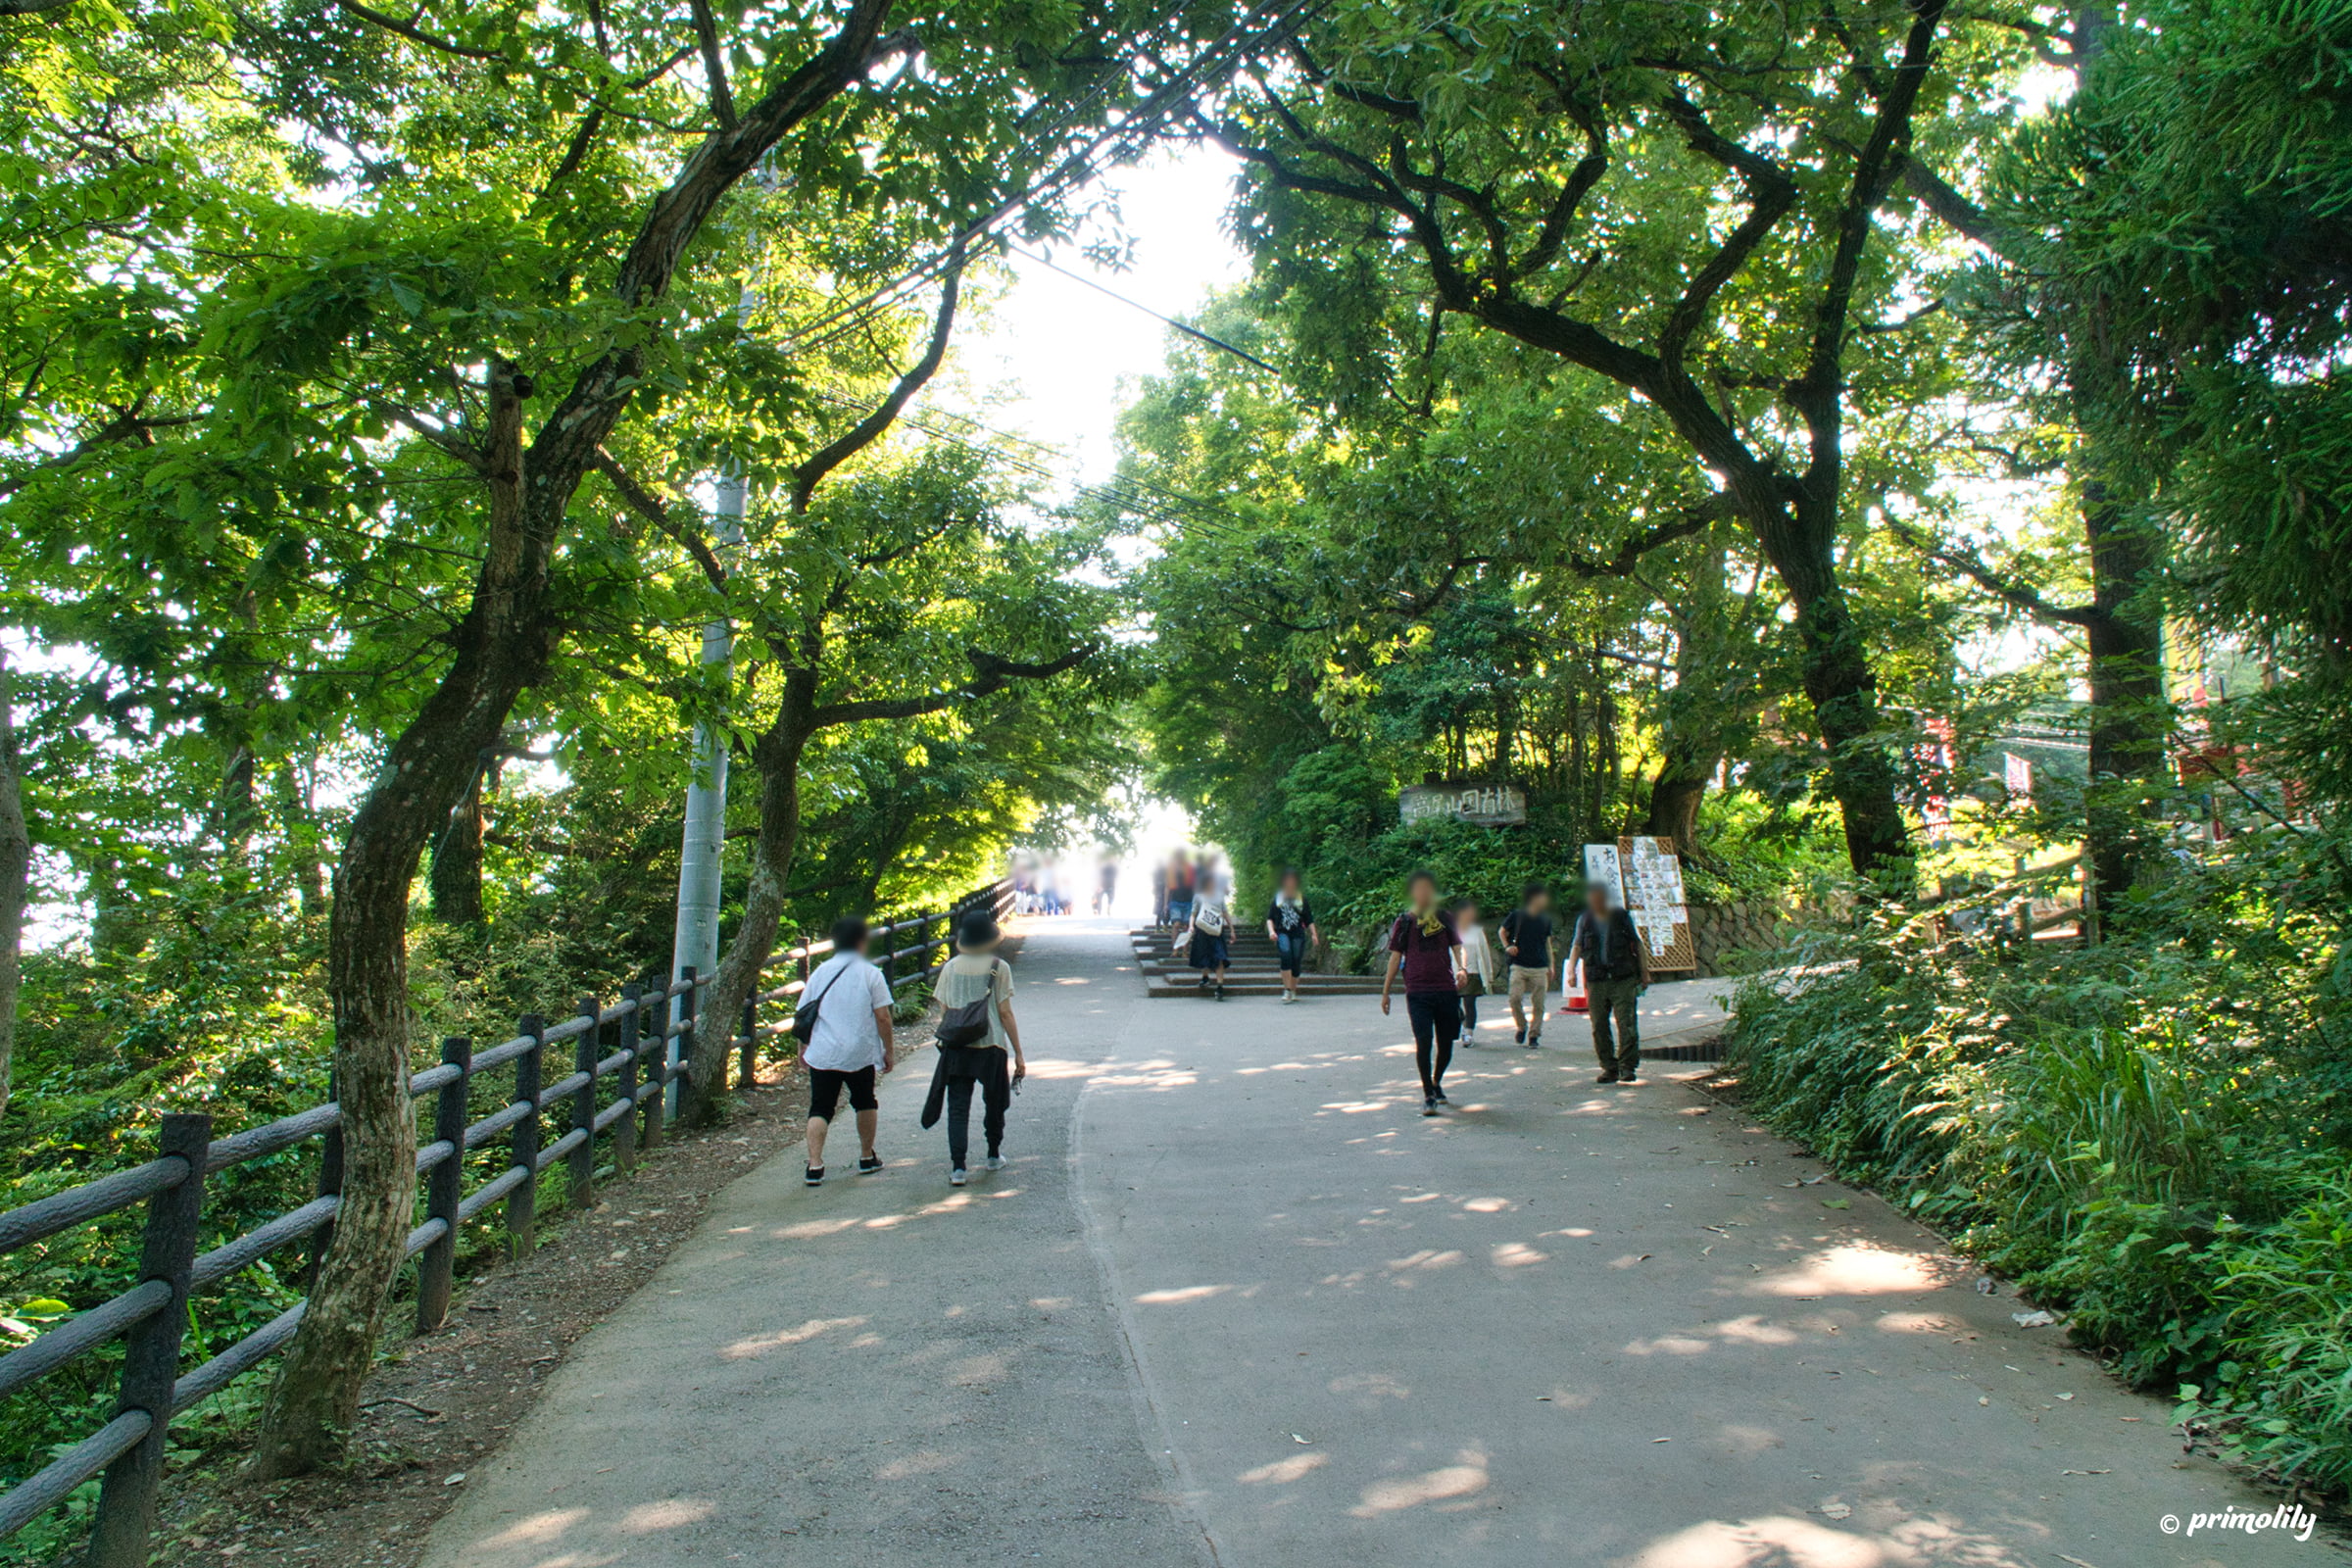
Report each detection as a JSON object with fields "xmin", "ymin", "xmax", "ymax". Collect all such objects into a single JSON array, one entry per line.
[
  {"xmin": 804, "ymin": 1166, "xmax": 824, "ymax": 1186},
  {"xmin": 1525, "ymin": 1035, "xmax": 1541, "ymax": 1051},
  {"xmin": 1595, "ymin": 1071, "xmax": 1619, "ymax": 1085},
  {"xmin": 1433, "ymin": 1087, "xmax": 1449, "ymax": 1104},
  {"xmin": 1514, "ymin": 1028, "xmax": 1526, "ymax": 1045},
  {"xmin": 858, "ymin": 1154, "xmax": 883, "ymax": 1175},
  {"xmin": 1618, "ymin": 1073, "xmax": 1642, "ymax": 1086},
  {"xmin": 1422, "ymin": 1097, "xmax": 1440, "ymax": 1117}
]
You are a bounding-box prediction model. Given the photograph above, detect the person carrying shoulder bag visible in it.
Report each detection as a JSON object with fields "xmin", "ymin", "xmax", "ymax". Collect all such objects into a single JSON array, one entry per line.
[{"xmin": 921, "ymin": 911, "xmax": 1026, "ymax": 1186}]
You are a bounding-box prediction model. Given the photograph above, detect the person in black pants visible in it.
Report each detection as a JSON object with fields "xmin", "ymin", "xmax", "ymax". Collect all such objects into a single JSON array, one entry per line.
[{"xmin": 1380, "ymin": 870, "xmax": 1463, "ymax": 1116}]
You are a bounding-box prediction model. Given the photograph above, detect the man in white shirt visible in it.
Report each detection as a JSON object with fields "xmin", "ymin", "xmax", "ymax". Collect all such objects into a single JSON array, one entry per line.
[{"xmin": 801, "ymin": 917, "xmax": 897, "ymax": 1185}]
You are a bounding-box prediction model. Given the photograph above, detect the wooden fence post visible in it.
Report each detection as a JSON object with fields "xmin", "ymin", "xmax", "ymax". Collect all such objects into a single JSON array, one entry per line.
[
  {"xmin": 510, "ymin": 1013, "xmax": 543, "ymax": 1258},
  {"xmin": 669, "ymin": 967, "xmax": 695, "ymax": 1121},
  {"xmin": 615, "ymin": 984, "xmax": 641, "ymax": 1175},
  {"xmin": 570, "ymin": 996, "xmax": 599, "ymax": 1211},
  {"xmin": 639, "ymin": 980, "xmax": 664, "ymax": 1152},
  {"xmin": 83, "ymin": 1112, "xmax": 210, "ymax": 1568},
  {"xmin": 416, "ymin": 1036, "xmax": 470, "ymax": 1335},
  {"xmin": 306, "ymin": 1066, "xmax": 342, "ymax": 1291},
  {"xmin": 738, "ymin": 991, "xmax": 757, "ymax": 1090}
]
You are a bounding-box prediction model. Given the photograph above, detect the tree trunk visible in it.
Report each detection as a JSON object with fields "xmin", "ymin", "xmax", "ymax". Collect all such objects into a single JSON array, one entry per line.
[
  {"xmin": 249, "ymin": 2, "xmax": 905, "ymax": 1473},
  {"xmin": 274, "ymin": 759, "xmax": 329, "ymax": 915},
  {"xmin": 2080, "ymin": 480, "xmax": 2166, "ymax": 903},
  {"xmin": 0, "ymin": 653, "xmax": 27, "ymax": 1121},
  {"xmin": 683, "ymin": 673, "xmax": 815, "ymax": 1124},
  {"xmin": 1774, "ymin": 542, "xmax": 1913, "ymax": 881},
  {"xmin": 1642, "ymin": 755, "xmax": 1711, "ymax": 855},
  {"xmin": 252, "ymin": 365, "xmax": 554, "ymax": 1480},
  {"xmin": 428, "ymin": 763, "xmax": 487, "ymax": 925}
]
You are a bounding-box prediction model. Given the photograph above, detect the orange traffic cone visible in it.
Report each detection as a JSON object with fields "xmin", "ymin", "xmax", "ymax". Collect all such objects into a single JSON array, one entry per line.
[{"xmin": 1563, "ymin": 957, "xmax": 1589, "ymax": 1014}]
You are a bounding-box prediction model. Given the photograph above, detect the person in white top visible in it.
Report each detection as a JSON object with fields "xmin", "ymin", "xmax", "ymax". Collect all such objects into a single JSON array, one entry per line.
[
  {"xmin": 1453, "ymin": 898, "xmax": 1499, "ymax": 1041},
  {"xmin": 799, "ymin": 916, "xmax": 897, "ymax": 1186}
]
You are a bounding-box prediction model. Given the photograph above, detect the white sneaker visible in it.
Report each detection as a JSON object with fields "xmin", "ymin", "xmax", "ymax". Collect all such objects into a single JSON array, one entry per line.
[
  {"xmin": 985, "ymin": 1154, "xmax": 1005, "ymax": 1172},
  {"xmin": 950, "ymin": 1167, "xmax": 968, "ymax": 1187}
]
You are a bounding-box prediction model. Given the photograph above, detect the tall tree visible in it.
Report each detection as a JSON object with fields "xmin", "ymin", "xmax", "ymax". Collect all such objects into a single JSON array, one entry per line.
[{"xmin": 1205, "ymin": 0, "xmax": 2026, "ymax": 879}]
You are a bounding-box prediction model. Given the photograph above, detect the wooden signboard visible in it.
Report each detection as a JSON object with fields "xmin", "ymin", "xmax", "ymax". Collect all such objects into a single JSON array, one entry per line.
[
  {"xmin": 1399, "ymin": 783, "xmax": 1528, "ymax": 828},
  {"xmin": 1581, "ymin": 837, "xmax": 1696, "ymax": 973}
]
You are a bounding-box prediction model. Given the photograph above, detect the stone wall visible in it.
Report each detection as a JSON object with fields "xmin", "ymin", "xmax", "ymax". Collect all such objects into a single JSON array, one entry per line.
[{"xmin": 1687, "ymin": 900, "xmax": 1802, "ymax": 977}]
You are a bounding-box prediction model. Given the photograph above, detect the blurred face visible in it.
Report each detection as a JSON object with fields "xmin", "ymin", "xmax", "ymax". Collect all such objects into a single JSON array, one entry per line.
[
  {"xmin": 1586, "ymin": 886, "xmax": 1609, "ymax": 917},
  {"xmin": 1457, "ymin": 903, "xmax": 1480, "ymax": 927},
  {"xmin": 1409, "ymin": 876, "xmax": 1438, "ymax": 909},
  {"xmin": 1281, "ymin": 874, "xmax": 1301, "ymax": 898},
  {"xmin": 1528, "ymin": 889, "xmax": 1551, "ymax": 915}
]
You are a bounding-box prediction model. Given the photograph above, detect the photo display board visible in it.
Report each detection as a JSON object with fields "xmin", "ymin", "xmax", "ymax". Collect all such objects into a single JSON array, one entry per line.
[{"xmin": 1582, "ymin": 837, "xmax": 1696, "ymax": 973}]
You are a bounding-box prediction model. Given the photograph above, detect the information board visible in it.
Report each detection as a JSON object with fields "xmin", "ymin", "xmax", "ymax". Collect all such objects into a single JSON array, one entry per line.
[{"xmin": 1581, "ymin": 837, "xmax": 1695, "ymax": 972}]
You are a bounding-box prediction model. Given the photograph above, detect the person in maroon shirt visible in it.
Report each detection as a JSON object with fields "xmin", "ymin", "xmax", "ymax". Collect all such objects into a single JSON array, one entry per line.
[{"xmin": 1381, "ymin": 870, "xmax": 1464, "ymax": 1116}]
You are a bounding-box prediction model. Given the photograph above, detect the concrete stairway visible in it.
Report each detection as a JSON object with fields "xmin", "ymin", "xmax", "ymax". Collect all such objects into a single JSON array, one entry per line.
[{"xmin": 1129, "ymin": 926, "xmax": 1388, "ymax": 999}]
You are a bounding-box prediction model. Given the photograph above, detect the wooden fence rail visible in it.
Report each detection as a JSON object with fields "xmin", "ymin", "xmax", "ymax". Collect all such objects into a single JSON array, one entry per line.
[{"xmin": 0, "ymin": 877, "xmax": 1013, "ymax": 1565}]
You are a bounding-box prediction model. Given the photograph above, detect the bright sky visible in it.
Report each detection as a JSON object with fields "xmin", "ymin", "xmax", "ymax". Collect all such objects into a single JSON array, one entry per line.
[{"xmin": 947, "ymin": 145, "xmax": 1252, "ymax": 489}]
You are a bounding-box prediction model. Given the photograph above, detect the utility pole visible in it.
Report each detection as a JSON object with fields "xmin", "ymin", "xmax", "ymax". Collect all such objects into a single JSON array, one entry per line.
[{"xmin": 666, "ymin": 466, "xmax": 747, "ymax": 1114}]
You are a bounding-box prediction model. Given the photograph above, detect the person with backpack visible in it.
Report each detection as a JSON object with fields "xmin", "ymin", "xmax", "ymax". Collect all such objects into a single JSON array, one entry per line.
[
  {"xmin": 1569, "ymin": 882, "xmax": 1652, "ymax": 1084},
  {"xmin": 1499, "ymin": 881, "xmax": 1558, "ymax": 1049},
  {"xmin": 1190, "ymin": 870, "xmax": 1233, "ymax": 1000},
  {"xmin": 921, "ymin": 911, "xmax": 1026, "ymax": 1186},
  {"xmin": 1381, "ymin": 870, "xmax": 1463, "ymax": 1116},
  {"xmin": 1263, "ymin": 868, "xmax": 1320, "ymax": 1004},
  {"xmin": 797, "ymin": 916, "xmax": 897, "ymax": 1186}
]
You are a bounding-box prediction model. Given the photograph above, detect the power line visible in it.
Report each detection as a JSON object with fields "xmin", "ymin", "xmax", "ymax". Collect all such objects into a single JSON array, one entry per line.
[{"xmin": 1006, "ymin": 245, "xmax": 1278, "ymax": 375}]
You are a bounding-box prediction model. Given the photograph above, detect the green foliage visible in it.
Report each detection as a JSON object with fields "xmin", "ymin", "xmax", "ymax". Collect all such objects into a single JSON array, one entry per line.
[{"xmin": 1727, "ymin": 823, "xmax": 2352, "ymax": 1490}]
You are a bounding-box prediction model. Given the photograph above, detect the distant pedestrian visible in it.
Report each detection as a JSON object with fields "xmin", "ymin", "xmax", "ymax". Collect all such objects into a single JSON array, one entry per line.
[
  {"xmin": 799, "ymin": 916, "xmax": 897, "ymax": 1186},
  {"xmin": 1264, "ymin": 869, "xmax": 1321, "ymax": 1004},
  {"xmin": 1500, "ymin": 881, "xmax": 1556, "ymax": 1049},
  {"xmin": 1191, "ymin": 878, "xmax": 1233, "ymax": 1000},
  {"xmin": 1151, "ymin": 861, "xmax": 1169, "ymax": 927},
  {"xmin": 1453, "ymin": 898, "xmax": 1498, "ymax": 1040},
  {"xmin": 921, "ymin": 912, "xmax": 1026, "ymax": 1185},
  {"xmin": 1098, "ymin": 857, "xmax": 1119, "ymax": 915},
  {"xmin": 1382, "ymin": 870, "xmax": 1462, "ymax": 1116},
  {"xmin": 1570, "ymin": 883, "xmax": 1650, "ymax": 1084},
  {"xmin": 1165, "ymin": 850, "xmax": 1197, "ymax": 931}
]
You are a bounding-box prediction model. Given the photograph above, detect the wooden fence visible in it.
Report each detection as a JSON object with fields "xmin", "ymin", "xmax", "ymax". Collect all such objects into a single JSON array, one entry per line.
[{"xmin": 0, "ymin": 877, "xmax": 1013, "ymax": 1565}]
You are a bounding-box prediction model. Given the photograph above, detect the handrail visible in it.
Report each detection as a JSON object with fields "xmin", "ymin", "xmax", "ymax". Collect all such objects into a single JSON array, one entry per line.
[{"xmin": 0, "ymin": 874, "xmax": 1013, "ymax": 1564}]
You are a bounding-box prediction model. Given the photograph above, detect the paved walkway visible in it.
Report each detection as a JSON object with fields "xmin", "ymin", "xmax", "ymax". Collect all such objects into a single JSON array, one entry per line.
[{"xmin": 423, "ymin": 920, "xmax": 2316, "ymax": 1568}]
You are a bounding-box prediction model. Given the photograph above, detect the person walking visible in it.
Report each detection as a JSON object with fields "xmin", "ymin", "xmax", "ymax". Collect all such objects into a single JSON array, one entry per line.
[
  {"xmin": 920, "ymin": 912, "xmax": 1026, "ymax": 1185},
  {"xmin": 1381, "ymin": 870, "xmax": 1462, "ymax": 1116},
  {"xmin": 1190, "ymin": 875, "xmax": 1233, "ymax": 1000},
  {"xmin": 1570, "ymin": 883, "xmax": 1651, "ymax": 1084},
  {"xmin": 1097, "ymin": 856, "xmax": 1119, "ymax": 915},
  {"xmin": 1499, "ymin": 880, "xmax": 1557, "ymax": 1049},
  {"xmin": 1151, "ymin": 860, "xmax": 1168, "ymax": 927},
  {"xmin": 1264, "ymin": 869, "xmax": 1321, "ymax": 1004},
  {"xmin": 1165, "ymin": 850, "xmax": 1197, "ymax": 932},
  {"xmin": 1453, "ymin": 897, "xmax": 1498, "ymax": 1041},
  {"xmin": 799, "ymin": 916, "xmax": 897, "ymax": 1186}
]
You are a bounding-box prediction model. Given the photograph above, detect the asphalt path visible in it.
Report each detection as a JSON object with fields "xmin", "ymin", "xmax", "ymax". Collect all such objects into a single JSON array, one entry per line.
[{"xmin": 423, "ymin": 919, "xmax": 2321, "ymax": 1568}]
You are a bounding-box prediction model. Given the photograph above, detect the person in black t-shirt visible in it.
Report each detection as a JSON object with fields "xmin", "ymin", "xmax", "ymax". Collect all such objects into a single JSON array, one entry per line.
[{"xmin": 1498, "ymin": 881, "xmax": 1556, "ymax": 1048}]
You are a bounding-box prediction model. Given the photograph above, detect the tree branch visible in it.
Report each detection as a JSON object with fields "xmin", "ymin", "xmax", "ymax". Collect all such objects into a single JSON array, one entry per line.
[
  {"xmin": 809, "ymin": 644, "xmax": 1095, "ymax": 727},
  {"xmin": 688, "ymin": 0, "xmax": 738, "ymax": 128},
  {"xmin": 1886, "ymin": 519, "xmax": 2099, "ymax": 627},
  {"xmin": 330, "ymin": 0, "xmax": 501, "ymax": 61},
  {"xmin": 1559, "ymin": 496, "xmax": 1732, "ymax": 577},
  {"xmin": 790, "ymin": 238, "xmax": 964, "ymax": 513},
  {"xmin": 593, "ymin": 449, "xmax": 726, "ymax": 588}
]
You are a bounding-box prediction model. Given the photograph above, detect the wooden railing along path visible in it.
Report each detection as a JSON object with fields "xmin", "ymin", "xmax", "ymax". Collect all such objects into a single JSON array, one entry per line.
[{"xmin": 0, "ymin": 877, "xmax": 1013, "ymax": 1565}]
